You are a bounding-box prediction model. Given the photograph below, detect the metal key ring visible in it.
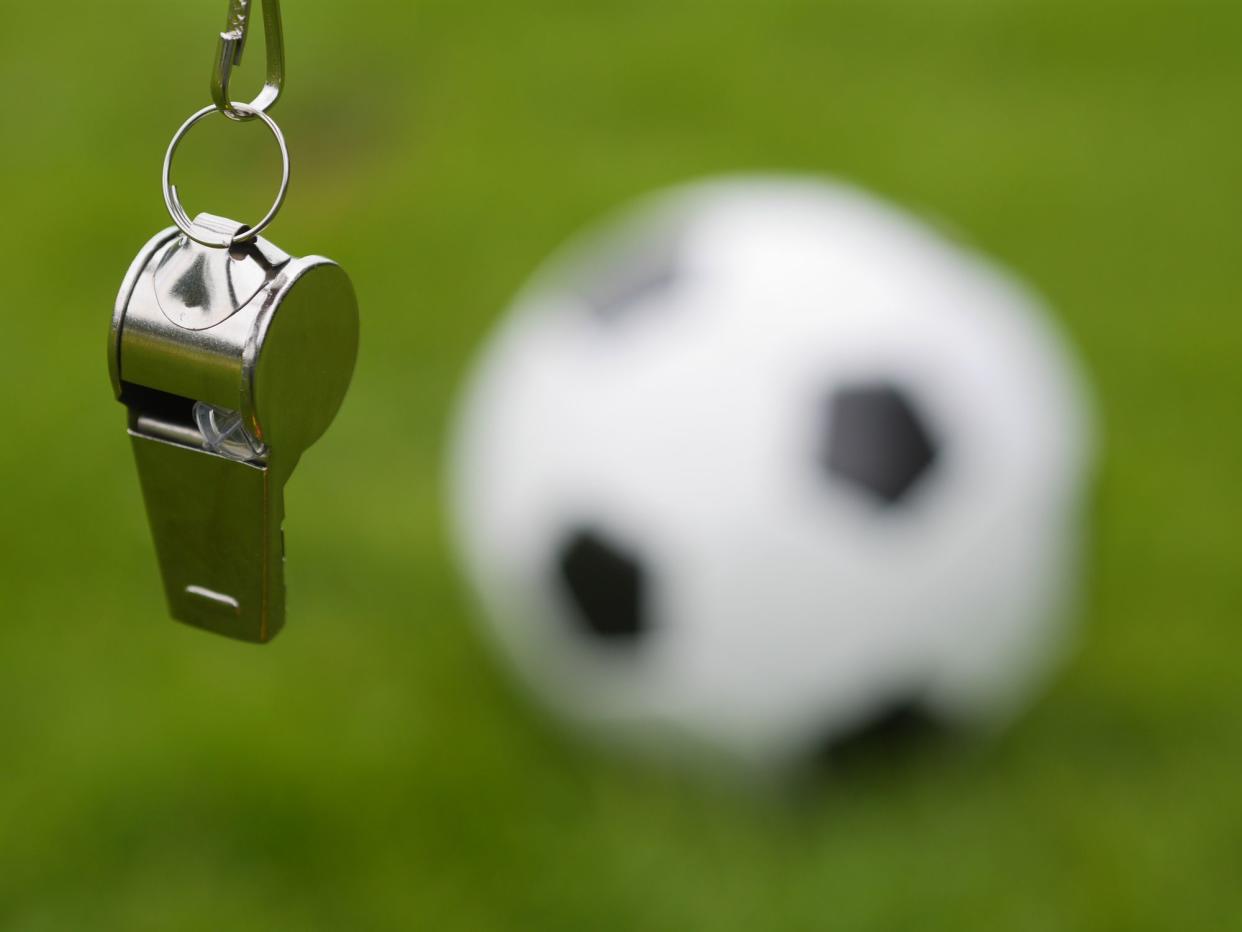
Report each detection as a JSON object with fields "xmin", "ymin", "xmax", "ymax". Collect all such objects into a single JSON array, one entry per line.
[{"xmin": 162, "ymin": 102, "xmax": 290, "ymax": 248}]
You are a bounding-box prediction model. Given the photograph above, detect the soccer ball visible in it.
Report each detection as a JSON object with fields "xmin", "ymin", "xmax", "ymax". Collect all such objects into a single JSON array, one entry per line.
[{"xmin": 449, "ymin": 176, "xmax": 1094, "ymax": 771}]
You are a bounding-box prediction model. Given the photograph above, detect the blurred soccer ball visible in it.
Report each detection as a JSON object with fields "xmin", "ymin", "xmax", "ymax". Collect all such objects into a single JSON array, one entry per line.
[{"xmin": 449, "ymin": 176, "xmax": 1094, "ymax": 771}]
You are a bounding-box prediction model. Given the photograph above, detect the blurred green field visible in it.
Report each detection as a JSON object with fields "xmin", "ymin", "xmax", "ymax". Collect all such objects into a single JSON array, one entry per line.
[{"xmin": 1, "ymin": 0, "xmax": 1240, "ymax": 928}]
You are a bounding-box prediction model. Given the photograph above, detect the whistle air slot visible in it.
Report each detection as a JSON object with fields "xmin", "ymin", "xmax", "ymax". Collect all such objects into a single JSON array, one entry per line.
[
  {"xmin": 121, "ymin": 384, "xmax": 267, "ymax": 464},
  {"xmin": 122, "ymin": 384, "xmax": 197, "ymax": 445}
]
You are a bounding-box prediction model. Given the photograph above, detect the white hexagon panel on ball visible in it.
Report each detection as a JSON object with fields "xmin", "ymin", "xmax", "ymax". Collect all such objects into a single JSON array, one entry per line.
[{"xmin": 449, "ymin": 176, "xmax": 1095, "ymax": 774}]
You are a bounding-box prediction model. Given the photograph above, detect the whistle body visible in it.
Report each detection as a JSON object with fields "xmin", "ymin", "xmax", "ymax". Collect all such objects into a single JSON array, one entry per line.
[{"xmin": 109, "ymin": 216, "xmax": 358, "ymax": 642}]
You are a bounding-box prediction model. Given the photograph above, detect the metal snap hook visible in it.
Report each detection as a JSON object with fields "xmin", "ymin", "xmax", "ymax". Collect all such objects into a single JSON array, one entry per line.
[
  {"xmin": 161, "ymin": 102, "xmax": 291, "ymax": 248},
  {"xmin": 212, "ymin": 0, "xmax": 285, "ymax": 122}
]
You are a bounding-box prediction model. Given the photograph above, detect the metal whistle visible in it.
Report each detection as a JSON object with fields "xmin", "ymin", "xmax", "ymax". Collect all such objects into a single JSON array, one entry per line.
[{"xmin": 109, "ymin": 213, "xmax": 359, "ymax": 642}]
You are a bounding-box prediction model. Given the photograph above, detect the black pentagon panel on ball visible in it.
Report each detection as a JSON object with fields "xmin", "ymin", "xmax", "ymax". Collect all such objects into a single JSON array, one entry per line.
[
  {"xmin": 570, "ymin": 226, "xmax": 683, "ymax": 322},
  {"xmin": 556, "ymin": 528, "xmax": 649, "ymax": 642},
  {"xmin": 821, "ymin": 383, "xmax": 939, "ymax": 505},
  {"xmin": 814, "ymin": 699, "xmax": 947, "ymax": 773}
]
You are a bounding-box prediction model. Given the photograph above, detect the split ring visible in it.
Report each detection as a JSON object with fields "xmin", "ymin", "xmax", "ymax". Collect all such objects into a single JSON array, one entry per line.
[{"xmin": 161, "ymin": 102, "xmax": 290, "ymax": 248}]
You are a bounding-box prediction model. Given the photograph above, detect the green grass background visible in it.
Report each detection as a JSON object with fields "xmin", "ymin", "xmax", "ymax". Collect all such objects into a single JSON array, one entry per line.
[{"xmin": 1, "ymin": 0, "xmax": 1240, "ymax": 928}]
